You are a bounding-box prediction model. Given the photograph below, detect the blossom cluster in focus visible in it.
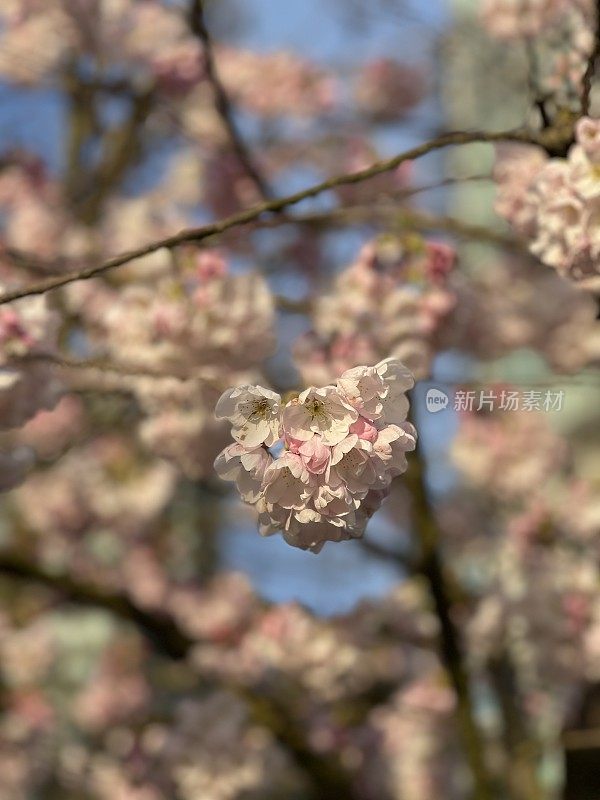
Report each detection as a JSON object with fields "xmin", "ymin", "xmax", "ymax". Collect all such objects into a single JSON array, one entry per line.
[{"xmin": 214, "ymin": 358, "xmax": 417, "ymax": 552}]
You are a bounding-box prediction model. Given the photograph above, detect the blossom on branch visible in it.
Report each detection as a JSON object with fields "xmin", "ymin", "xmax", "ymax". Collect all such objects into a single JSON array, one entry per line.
[
  {"xmin": 494, "ymin": 117, "xmax": 600, "ymax": 290},
  {"xmin": 91, "ymin": 251, "xmax": 276, "ymax": 478},
  {"xmin": 293, "ymin": 237, "xmax": 456, "ymax": 385}
]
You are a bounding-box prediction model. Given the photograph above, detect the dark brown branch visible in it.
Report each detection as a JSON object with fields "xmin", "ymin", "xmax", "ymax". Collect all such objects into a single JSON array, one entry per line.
[
  {"xmin": 0, "ymin": 549, "xmax": 192, "ymax": 659},
  {"xmin": 407, "ymin": 450, "xmax": 495, "ymax": 800},
  {"xmin": 488, "ymin": 655, "xmax": 545, "ymax": 800},
  {"xmin": 0, "ymin": 549, "xmax": 364, "ymax": 800},
  {"xmin": 0, "ymin": 126, "xmax": 550, "ymax": 306},
  {"xmin": 77, "ymin": 87, "xmax": 155, "ymax": 225},
  {"xmin": 357, "ymin": 537, "xmax": 416, "ymax": 570},
  {"xmin": 581, "ymin": 0, "xmax": 600, "ymax": 116},
  {"xmin": 0, "ymin": 190, "xmax": 504, "ymax": 282},
  {"xmin": 188, "ymin": 0, "xmax": 272, "ymax": 199}
]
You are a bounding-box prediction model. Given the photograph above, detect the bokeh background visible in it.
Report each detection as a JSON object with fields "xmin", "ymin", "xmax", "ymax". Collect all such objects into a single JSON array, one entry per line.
[{"xmin": 0, "ymin": 1, "xmax": 598, "ymax": 799}]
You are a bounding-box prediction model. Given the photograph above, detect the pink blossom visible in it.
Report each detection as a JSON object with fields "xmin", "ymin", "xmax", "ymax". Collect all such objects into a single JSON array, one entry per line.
[
  {"xmin": 288, "ymin": 436, "xmax": 331, "ymax": 475},
  {"xmin": 494, "ymin": 119, "xmax": 600, "ymax": 289},
  {"xmin": 349, "ymin": 416, "xmax": 379, "ymax": 443}
]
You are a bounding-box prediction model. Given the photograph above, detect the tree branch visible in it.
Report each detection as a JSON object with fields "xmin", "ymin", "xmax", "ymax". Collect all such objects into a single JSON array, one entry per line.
[
  {"xmin": 407, "ymin": 450, "xmax": 495, "ymax": 800},
  {"xmin": 77, "ymin": 86, "xmax": 155, "ymax": 225},
  {"xmin": 267, "ymin": 204, "xmax": 525, "ymax": 251},
  {"xmin": 581, "ymin": 0, "xmax": 600, "ymax": 116},
  {"xmin": 0, "ymin": 548, "xmax": 369, "ymax": 800},
  {"xmin": 0, "ymin": 549, "xmax": 193, "ymax": 659},
  {"xmin": 188, "ymin": 0, "xmax": 273, "ymax": 199},
  {"xmin": 487, "ymin": 655, "xmax": 545, "ymax": 800},
  {"xmin": 0, "ymin": 126, "xmax": 547, "ymax": 307}
]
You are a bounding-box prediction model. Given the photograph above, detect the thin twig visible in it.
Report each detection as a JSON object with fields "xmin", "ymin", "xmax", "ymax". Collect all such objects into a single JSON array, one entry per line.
[
  {"xmin": 268, "ymin": 204, "xmax": 524, "ymax": 250},
  {"xmin": 0, "ymin": 127, "xmax": 547, "ymax": 306},
  {"xmin": 524, "ymin": 39, "xmax": 552, "ymax": 129},
  {"xmin": 16, "ymin": 351, "xmax": 212, "ymax": 384},
  {"xmin": 188, "ymin": 0, "xmax": 272, "ymax": 198},
  {"xmin": 357, "ymin": 537, "xmax": 416, "ymax": 570},
  {"xmin": 0, "ymin": 247, "xmax": 70, "ymax": 276}
]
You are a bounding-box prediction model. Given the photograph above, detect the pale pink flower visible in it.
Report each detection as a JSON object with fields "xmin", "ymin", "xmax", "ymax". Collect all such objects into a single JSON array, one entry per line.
[
  {"xmin": 337, "ymin": 364, "xmax": 388, "ymax": 420},
  {"xmin": 349, "ymin": 416, "xmax": 379, "ymax": 443},
  {"xmin": 375, "ymin": 358, "xmax": 414, "ymax": 424},
  {"xmin": 262, "ymin": 452, "xmax": 313, "ymax": 510},
  {"xmin": 216, "ymin": 385, "xmax": 281, "ymax": 448},
  {"xmin": 214, "ymin": 443, "xmax": 272, "ymax": 503},
  {"xmin": 568, "ymin": 146, "xmax": 600, "ymax": 200},
  {"xmin": 282, "ymin": 386, "xmax": 357, "ymax": 446},
  {"xmin": 329, "ymin": 440, "xmax": 380, "ymax": 496},
  {"xmin": 494, "ymin": 123, "xmax": 600, "ymax": 287},
  {"xmin": 287, "ymin": 436, "xmax": 331, "ymax": 475},
  {"xmin": 373, "ymin": 422, "xmax": 418, "ymax": 476}
]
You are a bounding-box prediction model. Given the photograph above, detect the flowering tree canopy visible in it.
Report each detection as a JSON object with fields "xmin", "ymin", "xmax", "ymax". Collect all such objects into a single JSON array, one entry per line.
[{"xmin": 0, "ymin": 1, "xmax": 598, "ymax": 799}]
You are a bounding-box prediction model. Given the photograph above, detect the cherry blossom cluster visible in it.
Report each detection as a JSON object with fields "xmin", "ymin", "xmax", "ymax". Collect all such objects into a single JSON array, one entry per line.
[
  {"xmin": 0, "ymin": 155, "xmax": 68, "ymax": 260},
  {"xmin": 494, "ymin": 117, "xmax": 600, "ymax": 289},
  {"xmin": 87, "ymin": 251, "xmax": 276, "ymax": 478},
  {"xmin": 0, "ymin": 0, "xmax": 204, "ymax": 93},
  {"xmin": 215, "ymin": 46, "xmax": 335, "ymax": 118},
  {"xmin": 294, "ymin": 237, "xmax": 456, "ymax": 386},
  {"xmin": 214, "ymin": 357, "xmax": 417, "ymax": 552},
  {"xmin": 451, "ymin": 408, "xmax": 568, "ymax": 502},
  {"xmin": 15, "ymin": 436, "xmax": 176, "ymax": 545}
]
